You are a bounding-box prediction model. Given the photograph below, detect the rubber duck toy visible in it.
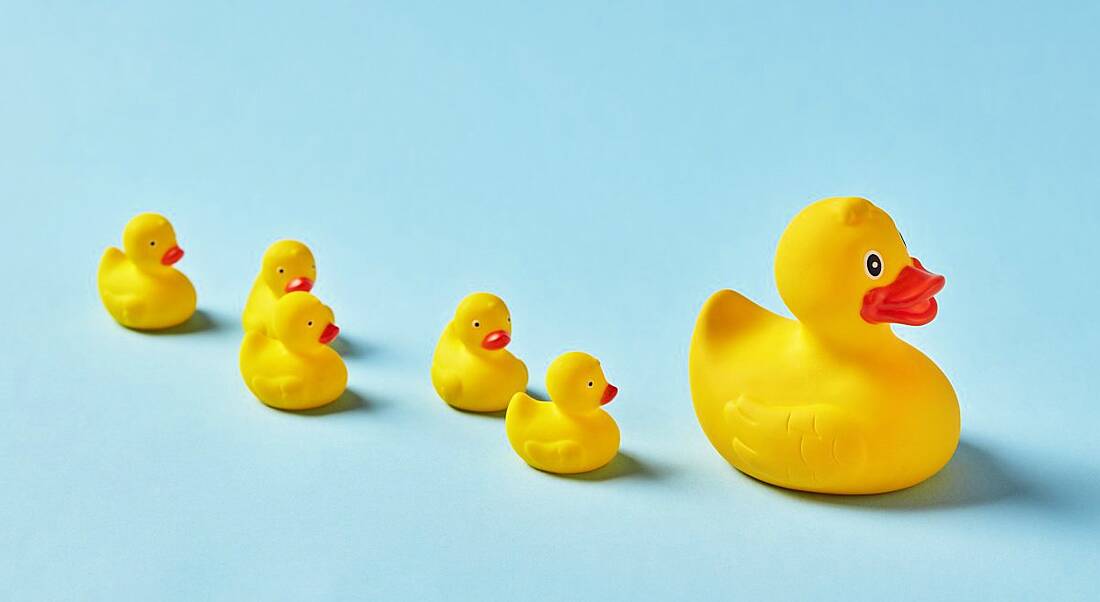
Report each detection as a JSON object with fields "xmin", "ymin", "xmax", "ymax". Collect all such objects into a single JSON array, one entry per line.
[
  {"xmin": 689, "ymin": 197, "xmax": 959, "ymax": 495},
  {"xmin": 239, "ymin": 291, "xmax": 346, "ymax": 410},
  {"xmin": 505, "ymin": 352, "xmax": 620, "ymax": 474},
  {"xmin": 242, "ymin": 240, "xmax": 317, "ymax": 335},
  {"xmin": 431, "ymin": 292, "xmax": 528, "ymax": 412},
  {"xmin": 97, "ymin": 213, "xmax": 196, "ymax": 330}
]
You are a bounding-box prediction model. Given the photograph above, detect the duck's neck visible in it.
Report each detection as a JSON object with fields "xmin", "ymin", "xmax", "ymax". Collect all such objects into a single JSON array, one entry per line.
[{"xmin": 799, "ymin": 320, "xmax": 899, "ymax": 357}]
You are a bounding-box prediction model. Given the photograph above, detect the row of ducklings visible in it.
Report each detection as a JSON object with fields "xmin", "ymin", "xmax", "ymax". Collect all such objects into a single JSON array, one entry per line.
[{"xmin": 96, "ymin": 214, "xmax": 621, "ymax": 474}]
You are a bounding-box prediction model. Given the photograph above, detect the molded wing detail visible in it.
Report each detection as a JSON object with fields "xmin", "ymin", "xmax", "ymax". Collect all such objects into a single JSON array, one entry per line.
[{"xmin": 724, "ymin": 394, "xmax": 866, "ymax": 485}]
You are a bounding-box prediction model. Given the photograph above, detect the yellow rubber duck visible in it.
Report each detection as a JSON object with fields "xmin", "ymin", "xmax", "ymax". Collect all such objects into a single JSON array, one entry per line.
[
  {"xmin": 431, "ymin": 292, "xmax": 528, "ymax": 412},
  {"xmin": 505, "ymin": 352, "xmax": 620, "ymax": 474},
  {"xmin": 242, "ymin": 240, "xmax": 317, "ymax": 335},
  {"xmin": 689, "ymin": 197, "xmax": 960, "ymax": 495},
  {"xmin": 97, "ymin": 213, "xmax": 196, "ymax": 330},
  {"xmin": 239, "ymin": 291, "xmax": 347, "ymax": 410}
]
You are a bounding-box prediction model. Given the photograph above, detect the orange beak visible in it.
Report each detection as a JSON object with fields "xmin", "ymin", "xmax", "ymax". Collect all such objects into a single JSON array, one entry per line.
[
  {"xmin": 319, "ymin": 323, "xmax": 340, "ymax": 344},
  {"xmin": 481, "ymin": 330, "xmax": 510, "ymax": 350},
  {"xmin": 601, "ymin": 384, "xmax": 618, "ymax": 405},
  {"xmin": 861, "ymin": 258, "xmax": 945, "ymax": 326},
  {"xmin": 161, "ymin": 246, "xmax": 184, "ymax": 265},
  {"xmin": 285, "ymin": 277, "xmax": 314, "ymax": 293}
]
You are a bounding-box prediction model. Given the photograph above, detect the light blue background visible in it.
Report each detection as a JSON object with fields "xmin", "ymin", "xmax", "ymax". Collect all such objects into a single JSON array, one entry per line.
[{"xmin": 2, "ymin": 1, "xmax": 1098, "ymax": 600}]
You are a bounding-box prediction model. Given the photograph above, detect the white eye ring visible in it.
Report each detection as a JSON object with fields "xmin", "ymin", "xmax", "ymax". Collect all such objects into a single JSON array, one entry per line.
[
  {"xmin": 278, "ymin": 267, "xmax": 285, "ymax": 274},
  {"xmin": 864, "ymin": 250, "xmax": 884, "ymax": 280},
  {"xmin": 472, "ymin": 320, "xmax": 480, "ymax": 328}
]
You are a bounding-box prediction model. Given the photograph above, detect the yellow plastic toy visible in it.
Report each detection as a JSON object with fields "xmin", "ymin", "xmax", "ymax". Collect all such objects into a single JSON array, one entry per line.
[
  {"xmin": 97, "ymin": 213, "xmax": 197, "ymax": 330},
  {"xmin": 242, "ymin": 240, "xmax": 317, "ymax": 335},
  {"xmin": 239, "ymin": 291, "xmax": 347, "ymax": 410},
  {"xmin": 505, "ymin": 352, "xmax": 620, "ymax": 474},
  {"xmin": 689, "ymin": 197, "xmax": 960, "ymax": 495},
  {"xmin": 431, "ymin": 292, "xmax": 528, "ymax": 412}
]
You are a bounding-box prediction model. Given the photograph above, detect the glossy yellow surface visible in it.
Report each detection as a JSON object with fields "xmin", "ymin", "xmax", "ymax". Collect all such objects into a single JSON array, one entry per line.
[
  {"xmin": 97, "ymin": 213, "xmax": 196, "ymax": 330},
  {"xmin": 431, "ymin": 292, "xmax": 528, "ymax": 412},
  {"xmin": 506, "ymin": 352, "xmax": 620, "ymax": 474},
  {"xmin": 242, "ymin": 240, "xmax": 317, "ymax": 335},
  {"xmin": 239, "ymin": 291, "xmax": 347, "ymax": 410},
  {"xmin": 689, "ymin": 197, "xmax": 960, "ymax": 494}
]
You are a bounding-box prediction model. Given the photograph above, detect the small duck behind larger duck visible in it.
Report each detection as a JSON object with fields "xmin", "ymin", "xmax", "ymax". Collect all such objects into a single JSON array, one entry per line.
[{"xmin": 689, "ymin": 197, "xmax": 959, "ymax": 494}]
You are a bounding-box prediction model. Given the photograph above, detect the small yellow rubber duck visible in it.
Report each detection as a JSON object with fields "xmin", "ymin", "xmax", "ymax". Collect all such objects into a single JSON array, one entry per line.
[
  {"xmin": 431, "ymin": 292, "xmax": 528, "ymax": 412},
  {"xmin": 97, "ymin": 213, "xmax": 197, "ymax": 330},
  {"xmin": 505, "ymin": 352, "xmax": 620, "ymax": 474},
  {"xmin": 242, "ymin": 240, "xmax": 317, "ymax": 335},
  {"xmin": 239, "ymin": 291, "xmax": 347, "ymax": 410},
  {"xmin": 689, "ymin": 197, "xmax": 960, "ymax": 495}
]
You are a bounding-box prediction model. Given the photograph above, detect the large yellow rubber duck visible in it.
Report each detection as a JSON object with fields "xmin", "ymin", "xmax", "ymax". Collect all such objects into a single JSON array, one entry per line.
[
  {"xmin": 505, "ymin": 352, "xmax": 620, "ymax": 474},
  {"xmin": 97, "ymin": 213, "xmax": 196, "ymax": 330},
  {"xmin": 242, "ymin": 240, "xmax": 317, "ymax": 335},
  {"xmin": 431, "ymin": 292, "xmax": 528, "ymax": 412},
  {"xmin": 689, "ymin": 197, "xmax": 960, "ymax": 495},
  {"xmin": 239, "ymin": 291, "xmax": 347, "ymax": 410}
]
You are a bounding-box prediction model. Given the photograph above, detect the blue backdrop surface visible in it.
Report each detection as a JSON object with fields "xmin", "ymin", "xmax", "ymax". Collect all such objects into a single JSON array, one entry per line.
[{"xmin": 2, "ymin": 2, "xmax": 1098, "ymax": 600}]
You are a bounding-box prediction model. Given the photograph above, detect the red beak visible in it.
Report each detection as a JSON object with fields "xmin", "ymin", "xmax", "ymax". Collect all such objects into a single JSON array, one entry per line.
[
  {"xmin": 861, "ymin": 258, "xmax": 945, "ymax": 326},
  {"xmin": 481, "ymin": 330, "xmax": 510, "ymax": 350},
  {"xmin": 161, "ymin": 246, "xmax": 184, "ymax": 265},
  {"xmin": 319, "ymin": 323, "xmax": 340, "ymax": 344},
  {"xmin": 601, "ymin": 384, "xmax": 618, "ymax": 405},
  {"xmin": 285, "ymin": 277, "xmax": 314, "ymax": 293}
]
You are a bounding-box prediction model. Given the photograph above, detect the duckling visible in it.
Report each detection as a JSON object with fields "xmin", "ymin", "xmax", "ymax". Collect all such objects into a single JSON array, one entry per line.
[
  {"xmin": 689, "ymin": 197, "xmax": 959, "ymax": 494},
  {"xmin": 431, "ymin": 293, "xmax": 528, "ymax": 412},
  {"xmin": 97, "ymin": 213, "xmax": 196, "ymax": 330},
  {"xmin": 239, "ymin": 291, "xmax": 346, "ymax": 410},
  {"xmin": 242, "ymin": 240, "xmax": 317, "ymax": 335},
  {"xmin": 505, "ymin": 352, "xmax": 620, "ymax": 474}
]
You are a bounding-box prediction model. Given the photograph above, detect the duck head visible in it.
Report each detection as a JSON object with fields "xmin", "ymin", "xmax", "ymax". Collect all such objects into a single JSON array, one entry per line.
[
  {"xmin": 260, "ymin": 240, "xmax": 317, "ymax": 296},
  {"xmin": 122, "ymin": 213, "xmax": 185, "ymax": 271},
  {"xmin": 272, "ymin": 291, "xmax": 339, "ymax": 354},
  {"xmin": 775, "ymin": 197, "xmax": 945, "ymax": 342},
  {"xmin": 546, "ymin": 351, "xmax": 617, "ymax": 415},
  {"xmin": 451, "ymin": 292, "xmax": 513, "ymax": 354}
]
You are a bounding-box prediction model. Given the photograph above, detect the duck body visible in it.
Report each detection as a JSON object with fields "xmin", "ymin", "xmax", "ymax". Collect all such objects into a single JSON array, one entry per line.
[
  {"xmin": 97, "ymin": 213, "xmax": 196, "ymax": 330},
  {"xmin": 239, "ymin": 291, "xmax": 346, "ymax": 410},
  {"xmin": 505, "ymin": 352, "xmax": 620, "ymax": 474},
  {"xmin": 691, "ymin": 290, "xmax": 958, "ymax": 494},
  {"xmin": 431, "ymin": 293, "xmax": 527, "ymax": 412},
  {"xmin": 240, "ymin": 332, "xmax": 347, "ymax": 410},
  {"xmin": 506, "ymin": 393, "xmax": 619, "ymax": 474},
  {"xmin": 689, "ymin": 198, "xmax": 960, "ymax": 494}
]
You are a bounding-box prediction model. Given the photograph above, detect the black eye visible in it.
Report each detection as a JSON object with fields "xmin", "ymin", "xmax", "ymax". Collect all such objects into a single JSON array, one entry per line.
[
  {"xmin": 472, "ymin": 320, "xmax": 480, "ymax": 328},
  {"xmin": 587, "ymin": 381, "xmax": 594, "ymax": 388},
  {"xmin": 278, "ymin": 268, "xmax": 285, "ymax": 274},
  {"xmin": 307, "ymin": 320, "xmax": 314, "ymax": 327},
  {"xmin": 865, "ymin": 251, "xmax": 884, "ymax": 279},
  {"xmin": 149, "ymin": 241, "xmax": 156, "ymax": 246}
]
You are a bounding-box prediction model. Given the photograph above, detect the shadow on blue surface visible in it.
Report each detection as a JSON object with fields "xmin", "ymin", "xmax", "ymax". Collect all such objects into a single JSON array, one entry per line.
[
  {"xmin": 331, "ymin": 335, "xmax": 370, "ymax": 358},
  {"xmin": 293, "ymin": 388, "xmax": 373, "ymax": 416},
  {"xmin": 773, "ymin": 440, "xmax": 1076, "ymax": 513},
  {"xmin": 140, "ymin": 309, "xmax": 221, "ymax": 335},
  {"xmin": 558, "ymin": 452, "xmax": 666, "ymax": 483}
]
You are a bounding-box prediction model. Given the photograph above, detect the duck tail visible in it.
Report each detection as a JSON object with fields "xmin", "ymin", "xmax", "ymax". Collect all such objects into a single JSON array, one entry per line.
[{"xmin": 693, "ymin": 289, "xmax": 770, "ymax": 350}]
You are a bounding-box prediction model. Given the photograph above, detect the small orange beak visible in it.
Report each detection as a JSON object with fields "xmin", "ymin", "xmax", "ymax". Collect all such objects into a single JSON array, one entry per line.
[
  {"xmin": 285, "ymin": 277, "xmax": 314, "ymax": 293},
  {"xmin": 319, "ymin": 323, "xmax": 340, "ymax": 344},
  {"xmin": 601, "ymin": 384, "xmax": 618, "ymax": 405},
  {"xmin": 161, "ymin": 246, "xmax": 184, "ymax": 265},
  {"xmin": 861, "ymin": 258, "xmax": 945, "ymax": 326},
  {"xmin": 481, "ymin": 330, "xmax": 510, "ymax": 350}
]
